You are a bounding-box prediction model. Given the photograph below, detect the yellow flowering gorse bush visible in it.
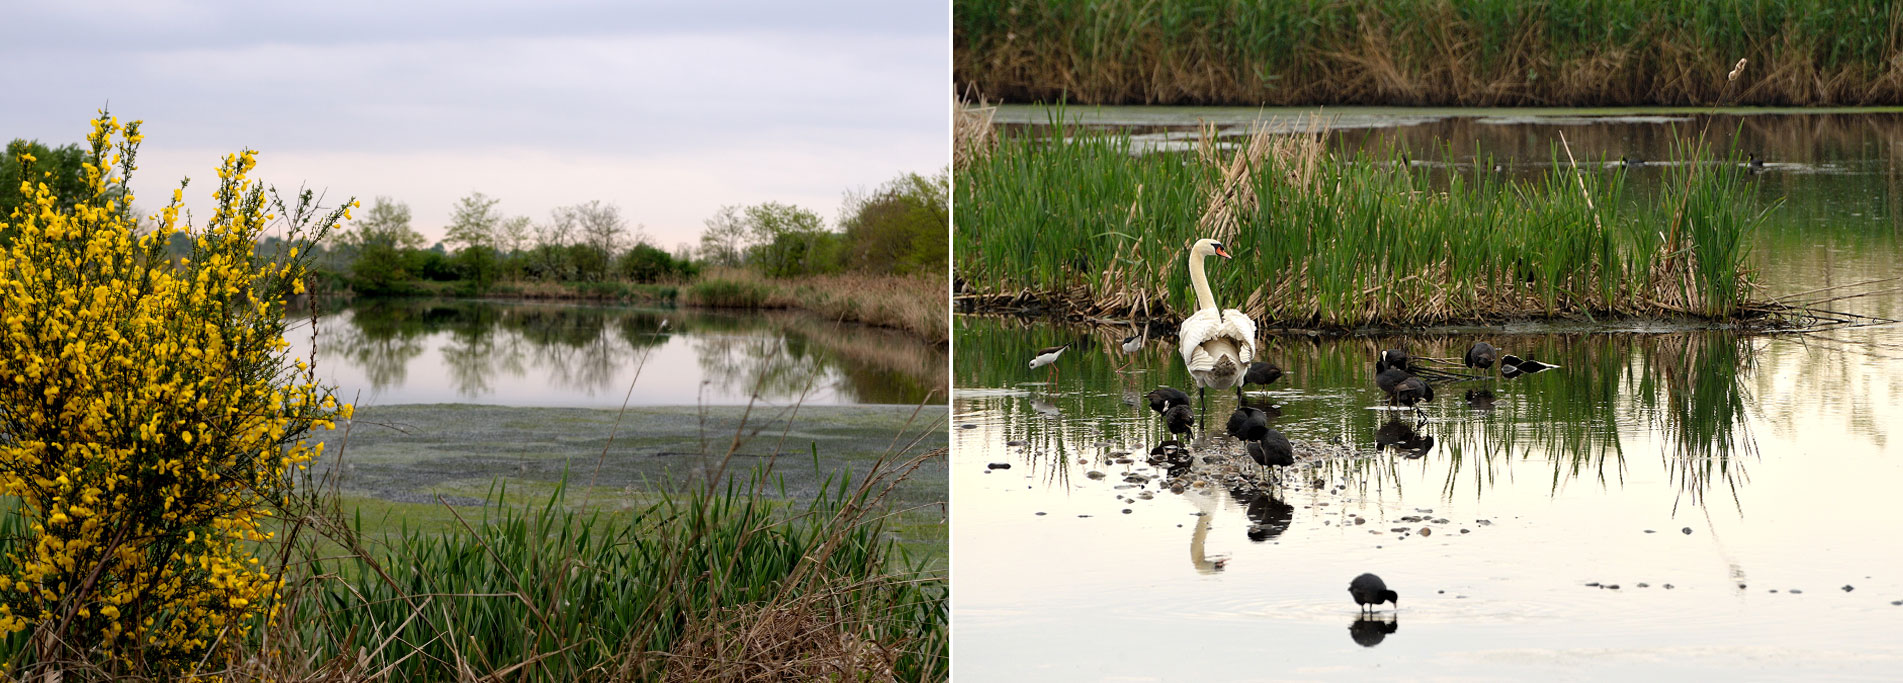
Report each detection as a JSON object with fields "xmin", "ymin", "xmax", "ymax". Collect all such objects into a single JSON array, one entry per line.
[{"xmin": 0, "ymin": 111, "xmax": 352, "ymax": 675}]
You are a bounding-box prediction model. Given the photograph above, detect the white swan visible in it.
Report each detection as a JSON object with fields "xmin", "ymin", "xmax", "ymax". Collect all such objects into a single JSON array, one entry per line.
[{"xmin": 1178, "ymin": 238, "xmax": 1257, "ymax": 416}]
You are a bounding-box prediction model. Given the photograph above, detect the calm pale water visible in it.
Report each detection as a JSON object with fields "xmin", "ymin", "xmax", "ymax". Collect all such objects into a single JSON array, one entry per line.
[
  {"xmin": 290, "ymin": 299, "xmax": 945, "ymax": 408},
  {"xmin": 954, "ymin": 109, "xmax": 1903, "ymax": 680}
]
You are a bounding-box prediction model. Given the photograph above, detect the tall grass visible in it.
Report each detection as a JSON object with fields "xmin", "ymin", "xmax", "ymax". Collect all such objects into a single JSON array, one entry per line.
[
  {"xmin": 243, "ymin": 463, "xmax": 946, "ymax": 681},
  {"xmin": 956, "ymin": 126, "xmax": 1771, "ymax": 326},
  {"xmin": 686, "ymin": 268, "xmax": 949, "ymax": 342},
  {"xmin": 956, "ymin": 0, "xmax": 1903, "ymax": 106}
]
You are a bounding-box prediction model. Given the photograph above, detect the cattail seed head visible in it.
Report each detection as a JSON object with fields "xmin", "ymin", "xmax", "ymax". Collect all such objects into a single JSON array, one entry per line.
[{"xmin": 1728, "ymin": 58, "xmax": 1748, "ymax": 82}]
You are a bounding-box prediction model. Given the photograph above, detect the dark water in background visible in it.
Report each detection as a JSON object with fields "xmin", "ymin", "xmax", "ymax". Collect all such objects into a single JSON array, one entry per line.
[
  {"xmin": 955, "ymin": 108, "xmax": 1903, "ymax": 680},
  {"xmin": 289, "ymin": 299, "xmax": 945, "ymax": 408}
]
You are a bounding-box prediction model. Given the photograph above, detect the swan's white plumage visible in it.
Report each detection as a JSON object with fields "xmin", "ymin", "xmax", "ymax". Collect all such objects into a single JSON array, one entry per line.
[
  {"xmin": 1178, "ymin": 308, "xmax": 1255, "ymax": 389},
  {"xmin": 1178, "ymin": 239, "xmax": 1256, "ymax": 391}
]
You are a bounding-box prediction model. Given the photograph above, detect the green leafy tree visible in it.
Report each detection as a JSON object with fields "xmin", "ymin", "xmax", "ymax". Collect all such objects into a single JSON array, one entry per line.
[
  {"xmin": 2, "ymin": 140, "xmax": 118, "ymax": 244},
  {"xmin": 342, "ymin": 197, "xmax": 426, "ymax": 294},
  {"xmin": 618, "ymin": 243, "xmax": 695, "ymax": 282},
  {"xmin": 341, "ymin": 196, "xmax": 425, "ymax": 250},
  {"xmin": 743, "ymin": 202, "xmax": 835, "ymax": 277},
  {"xmin": 444, "ymin": 191, "xmax": 502, "ymax": 251},
  {"xmin": 838, "ymin": 169, "xmax": 949, "ymax": 275}
]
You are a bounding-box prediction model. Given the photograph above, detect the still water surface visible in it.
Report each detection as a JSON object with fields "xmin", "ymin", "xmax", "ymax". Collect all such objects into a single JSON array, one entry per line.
[
  {"xmin": 955, "ymin": 108, "xmax": 1903, "ymax": 680},
  {"xmin": 290, "ymin": 299, "xmax": 945, "ymax": 408}
]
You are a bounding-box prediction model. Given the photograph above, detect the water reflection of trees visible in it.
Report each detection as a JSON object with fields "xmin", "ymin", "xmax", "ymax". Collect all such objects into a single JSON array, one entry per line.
[
  {"xmin": 325, "ymin": 300, "xmax": 433, "ymax": 390},
  {"xmin": 324, "ymin": 299, "xmax": 940, "ymax": 404},
  {"xmin": 956, "ymin": 316, "xmax": 1762, "ymax": 510}
]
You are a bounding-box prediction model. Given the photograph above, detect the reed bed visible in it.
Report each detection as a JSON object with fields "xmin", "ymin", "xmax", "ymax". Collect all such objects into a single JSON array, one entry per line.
[
  {"xmin": 956, "ymin": 125, "xmax": 1773, "ymax": 328},
  {"xmin": 686, "ymin": 269, "xmax": 949, "ymax": 342},
  {"xmin": 956, "ymin": 0, "xmax": 1903, "ymax": 106}
]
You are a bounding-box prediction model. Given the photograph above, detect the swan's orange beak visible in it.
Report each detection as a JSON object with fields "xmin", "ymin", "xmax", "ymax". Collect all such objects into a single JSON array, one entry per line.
[{"xmin": 1214, "ymin": 245, "xmax": 1232, "ymax": 259}]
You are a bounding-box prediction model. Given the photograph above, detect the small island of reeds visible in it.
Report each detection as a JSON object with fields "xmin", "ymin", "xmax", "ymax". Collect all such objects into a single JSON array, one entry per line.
[{"xmin": 956, "ymin": 113, "xmax": 1803, "ymax": 331}]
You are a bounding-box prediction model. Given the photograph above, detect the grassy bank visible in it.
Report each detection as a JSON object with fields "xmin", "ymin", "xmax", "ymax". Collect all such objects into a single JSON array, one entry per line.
[
  {"xmin": 684, "ymin": 268, "xmax": 949, "ymax": 342},
  {"xmin": 253, "ymin": 469, "xmax": 944, "ymax": 681},
  {"xmin": 956, "ymin": 125, "xmax": 1774, "ymax": 327},
  {"xmin": 956, "ymin": 0, "xmax": 1903, "ymax": 106},
  {"xmin": 0, "ymin": 401, "xmax": 949, "ymax": 680}
]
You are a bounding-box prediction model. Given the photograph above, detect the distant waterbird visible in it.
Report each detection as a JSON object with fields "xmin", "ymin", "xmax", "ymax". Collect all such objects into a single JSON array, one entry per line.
[
  {"xmin": 1246, "ymin": 429, "xmax": 1294, "ymax": 469},
  {"xmin": 1240, "ymin": 361, "xmax": 1284, "ymax": 396},
  {"xmin": 1117, "ymin": 329, "xmax": 1146, "ymax": 370},
  {"xmin": 1226, "ymin": 406, "xmax": 1270, "ymax": 442},
  {"xmin": 1621, "ymin": 155, "xmax": 1644, "ymax": 168},
  {"xmin": 1378, "ymin": 349, "xmax": 1412, "ymax": 374},
  {"xmin": 1464, "ymin": 342, "xmax": 1499, "ymax": 370},
  {"xmin": 1499, "ymin": 354, "xmax": 1560, "ymax": 379},
  {"xmin": 1146, "ymin": 386, "xmax": 1191, "ymax": 415},
  {"xmin": 1028, "ymin": 344, "xmax": 1068, "ymax": 383},
  {"xmin": 1164, "ymin": 404, "xmax": 1195, "ymax": 438},
  {"xmin": 1121, "ymin": 331, "xmax": 1145, "ymax": 355},
  {"xmin": 1179, "ymin": 238, "xmax": 1257, "ymax": 420},
  {"xmin": 1394, "ymin": 375, "xmax": 1434, "ymax": 407},
  {"xmin": 1746, "ymin": 152, "xmax": 1766, "ymax": 172},
  {"xmin": 1374, "ymin": 365, "xmax": 1410, "ymax": 397},
  {"xmin": 1350, "ymin": 573, "xmax": 1399, "ymax": 613}
]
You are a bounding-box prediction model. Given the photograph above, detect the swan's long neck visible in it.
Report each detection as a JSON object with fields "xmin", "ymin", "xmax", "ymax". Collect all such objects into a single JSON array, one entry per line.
[{"xmin": 1188, "ymin": 248, "xmax": 1219, "ymax": 312}]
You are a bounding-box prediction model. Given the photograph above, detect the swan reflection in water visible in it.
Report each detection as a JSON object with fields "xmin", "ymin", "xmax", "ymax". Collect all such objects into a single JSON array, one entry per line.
[{"xmin": 1350, "ymin": 614, "xmax": 1399, "ymax": 647}]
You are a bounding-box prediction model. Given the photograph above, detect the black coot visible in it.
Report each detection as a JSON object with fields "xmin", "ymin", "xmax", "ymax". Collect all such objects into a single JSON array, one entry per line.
[{"xmin": 1349, "ymin": 573, "xmax": 1399, "ymax": 612}]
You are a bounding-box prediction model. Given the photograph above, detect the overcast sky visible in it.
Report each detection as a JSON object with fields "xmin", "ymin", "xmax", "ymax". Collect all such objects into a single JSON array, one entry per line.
[{"xmin": 2, "ymin": 1, "xmax": 949, "ymax": 250}]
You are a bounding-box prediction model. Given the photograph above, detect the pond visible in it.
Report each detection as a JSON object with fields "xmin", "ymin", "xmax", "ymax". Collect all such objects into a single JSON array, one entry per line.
[
  {"xmin": 953, "ymin": 108, "xmax": 1903, "ymax": 679},
  {"xmin": 289, "ymin": 299, "xmax": 947, "ymax": 408}
]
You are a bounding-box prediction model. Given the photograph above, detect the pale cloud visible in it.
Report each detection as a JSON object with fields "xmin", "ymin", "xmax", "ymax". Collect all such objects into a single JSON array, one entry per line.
[{"xmin": 3, "ymin": 1, "xmax": 950, "ymax": 248}]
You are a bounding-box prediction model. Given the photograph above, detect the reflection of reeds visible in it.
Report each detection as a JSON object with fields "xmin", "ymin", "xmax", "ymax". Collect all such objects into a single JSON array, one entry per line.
[
  {"xmin": 960, "ymin": 127, "xmax": 1771, "ymax": 327},
  {"xmin": 956, "ymin": 316, "xmax": 1760, "ymax": 509}
]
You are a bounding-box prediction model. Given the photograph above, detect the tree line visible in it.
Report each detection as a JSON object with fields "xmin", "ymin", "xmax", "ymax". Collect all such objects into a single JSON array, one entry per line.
[{"xmin": 4, "ymin": 137, "xmax": 946, "ymax": 296}]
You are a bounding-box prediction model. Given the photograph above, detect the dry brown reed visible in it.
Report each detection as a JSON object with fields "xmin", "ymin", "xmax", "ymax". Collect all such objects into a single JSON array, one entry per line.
[
  {"xmin": 954, "ymin": 95, "xmax": 998, "ymax": 171},
  {"xmin": 956, "ymin": 0, "xmax": 1903, "ymax": 107},
  {"xmin": 685, "ymin": 268, "xmax": 948, "ymax": 342}
]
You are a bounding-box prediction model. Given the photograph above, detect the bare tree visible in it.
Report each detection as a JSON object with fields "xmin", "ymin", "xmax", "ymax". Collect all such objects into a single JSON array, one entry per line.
[
  {"xmin": 497, "ymin": 214, "xmax": 533, "ymax": 254},
  {"xmin": 698, "ymin": 205, "xmax": 748, "ymax": 267},
  {"xmin": 571, "ymin": 200, "xmax": 627, "ymax": 254}
]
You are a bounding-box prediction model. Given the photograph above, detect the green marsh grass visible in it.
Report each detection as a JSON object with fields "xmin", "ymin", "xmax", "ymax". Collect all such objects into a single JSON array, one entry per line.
[
  {"xmin": 957, "ymin": 127, "xmax": 1771, "ymax": 327},
  {"xmin": 246, "ymin": 464, "xmax": 946, "ymax": 681}
]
